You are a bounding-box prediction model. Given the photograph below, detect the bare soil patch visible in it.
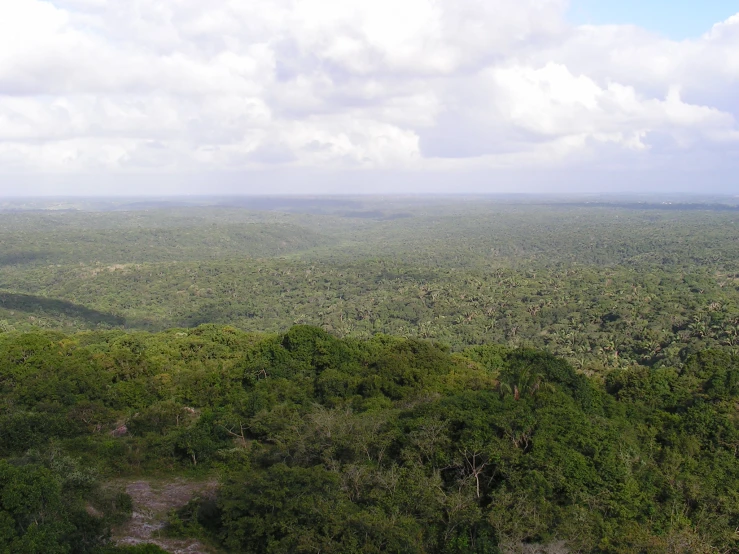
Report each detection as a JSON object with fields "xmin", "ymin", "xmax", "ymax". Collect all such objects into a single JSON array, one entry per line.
[{"xmin": 112, "ymin": 477, "xmax": 219, "ymax": 554}]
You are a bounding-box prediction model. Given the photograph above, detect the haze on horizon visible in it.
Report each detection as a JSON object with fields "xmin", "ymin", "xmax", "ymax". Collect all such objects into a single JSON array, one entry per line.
[{"xmin": 1, "ymin": 0, "xmax": 738, "ymax": 196}]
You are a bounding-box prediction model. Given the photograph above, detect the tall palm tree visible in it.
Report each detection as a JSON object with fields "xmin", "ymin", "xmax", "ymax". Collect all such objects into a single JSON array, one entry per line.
[{"xmin": 498, "ymin": 365, "xmax": 551, "ymax": 400}]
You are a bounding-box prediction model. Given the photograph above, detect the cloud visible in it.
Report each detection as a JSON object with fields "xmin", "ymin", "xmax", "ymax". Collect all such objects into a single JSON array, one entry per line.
[{"xmin": 0, "ymin": 0, "xmax": 737, "ymax": 192}]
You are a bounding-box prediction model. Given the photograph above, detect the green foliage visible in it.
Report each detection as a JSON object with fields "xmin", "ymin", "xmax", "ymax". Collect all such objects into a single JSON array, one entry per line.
[
  {"xmin": 0, "ymin": 324, "xmax": 738, "ymax": 551},
  {"xmin": 0, "ymin": 458, "xmax": 118, "ymax": 553},
  {"xmin": 2, "ymin": 198, "xmax": 739, "ymax": 552},
  {"xmin": 2, "ymin": 201, "xmax": 739, "ymax": 375}
]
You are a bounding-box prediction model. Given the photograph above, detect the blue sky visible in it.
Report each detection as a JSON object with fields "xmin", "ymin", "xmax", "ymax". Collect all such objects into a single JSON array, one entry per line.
[{"xmin": 568, "ymin": 0, "xmax": 739, "ymax": 39}]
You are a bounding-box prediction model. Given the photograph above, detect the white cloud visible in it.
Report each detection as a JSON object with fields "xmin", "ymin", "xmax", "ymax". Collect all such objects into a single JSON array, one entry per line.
[
  {"xmin": 0, "ymin": 0, "xmax": 737, "ymax": 193},
  {"xmin": 485, "ymin": 64, "xmax": 735, "ymax": 143}
]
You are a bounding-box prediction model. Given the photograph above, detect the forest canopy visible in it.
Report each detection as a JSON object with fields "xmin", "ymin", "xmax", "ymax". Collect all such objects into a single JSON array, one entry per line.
[
  {"xmin": 1, "ymin": 197, "xmax": 738, "ymax": 552},
  {"xmin": 0, "ymin": 324, "xmax": 738, "ymax": 552}
]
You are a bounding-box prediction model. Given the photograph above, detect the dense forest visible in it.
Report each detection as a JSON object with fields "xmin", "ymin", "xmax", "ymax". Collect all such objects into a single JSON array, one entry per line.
[{"xmin": 1, "ymin": 196, "xmax": 738, "ymax": 552}]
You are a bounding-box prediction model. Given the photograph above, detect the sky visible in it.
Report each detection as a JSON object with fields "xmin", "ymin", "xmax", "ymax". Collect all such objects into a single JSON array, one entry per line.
[
  {"xmin": 569, "ymin": 0, "xmax": 739, "ymax": 40},
  {"xmin": 0, "ymin": 0, "xmax": 738, "ymax": 196}
]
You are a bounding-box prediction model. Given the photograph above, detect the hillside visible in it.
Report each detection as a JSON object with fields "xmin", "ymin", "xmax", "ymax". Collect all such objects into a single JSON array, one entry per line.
[{"xmin": 1, "ymin": 325, "xmax": 738, "ymax": 552}]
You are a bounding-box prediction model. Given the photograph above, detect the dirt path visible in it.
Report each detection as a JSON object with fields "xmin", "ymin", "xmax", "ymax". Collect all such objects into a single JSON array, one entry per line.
[{"xmin": 112, "ymin": 477, "xmax": 219, "ymax": 554}]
